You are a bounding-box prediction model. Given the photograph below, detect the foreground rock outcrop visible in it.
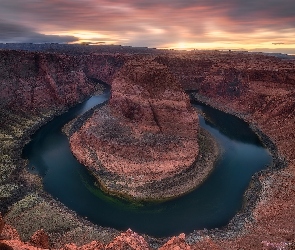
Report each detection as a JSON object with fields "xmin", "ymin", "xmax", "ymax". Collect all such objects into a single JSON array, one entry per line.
[
  {"xmin": 69, "ymin": 59, "xmax": 208, "ymax": 200},
  {"xmin": 0, "ymin": 214, "xmax": 148, "ymax": 249}
]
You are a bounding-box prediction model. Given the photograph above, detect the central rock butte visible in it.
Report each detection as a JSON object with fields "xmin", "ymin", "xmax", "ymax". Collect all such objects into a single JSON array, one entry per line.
[{"xmin": 69, "ymin": 59, "xmax": 208, "ymax": 200}]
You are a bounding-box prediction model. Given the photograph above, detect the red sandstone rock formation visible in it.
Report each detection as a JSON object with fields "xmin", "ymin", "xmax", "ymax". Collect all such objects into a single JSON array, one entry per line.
[
  {"xmin": 1, "ymin": 48, "xmax": 295, "ymax": 249},
  {"xmin": 0, "ymin": 214, "xmax": 4, "ymax": 237},
  {"xmin": 0, "ymin": 50, "xmax": 124, "ymax": 114},
  {"xmin": 159, "ymin": 233, "xmax": 191, "ymax": 250},
  {"xmin": 0, "ymin": 223, "xmax": 149, "ymax": 250},
  {"xmin": 62, "ymin": 241, "xmax": 104, "ymax": 250},
  {"xmin": 105, "ymin": 229, "xmax": 149, "ymax": 250},
  {"xmin": 70, "ymin": 59, "xmax": 200, "ymax": 199},
  {"xmin": 0, "ymin": 51, "xmax": 90, "ymax": 113},
  {"xmin": 179, "ymin": 51, "xmax": 295, "ymax": 249},
  {"xmin": 29, "ymin": 229, "xmax": 50, "ymax": 249}
]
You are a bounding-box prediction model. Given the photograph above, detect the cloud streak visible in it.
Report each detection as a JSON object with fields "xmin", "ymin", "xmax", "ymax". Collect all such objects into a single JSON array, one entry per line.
[{"xmin": 0, "ymin": 0, "xmax": 294, "ymax": 51}]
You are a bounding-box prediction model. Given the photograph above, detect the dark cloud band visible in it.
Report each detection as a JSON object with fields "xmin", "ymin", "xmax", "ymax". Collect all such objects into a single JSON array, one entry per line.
[{"xmin": 0, "ymin": 19, "xmax": 78, "ymax": 43}]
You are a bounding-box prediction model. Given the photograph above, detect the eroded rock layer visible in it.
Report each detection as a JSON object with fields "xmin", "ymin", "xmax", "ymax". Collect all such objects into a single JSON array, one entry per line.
[
  {"xmin": 0, "ymin": 50, "xmax": 124, "ymax": 113},
  {"xmin": 69, "ymin": 59, "xmax": 201, "ymax": 199},
  {"xmin": 1, "ymin": 46, "xmax": 295, "ymax": 249}
]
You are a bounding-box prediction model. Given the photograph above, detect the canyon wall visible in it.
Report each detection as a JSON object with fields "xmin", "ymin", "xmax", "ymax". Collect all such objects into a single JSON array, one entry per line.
[
  {"xmin": 0, "ymin": 50, "xmax": 125, "ymax": 113},
  {"xmin": 1, "ymin": 48, "xmax": 295, "ymax": 249},
  {"xmin": 0, "ymin": 49, "xmax": 126, "ymax": 248},
  {"xmin": 158, "ymin": 52, "xmax": 295, "ymax": 249}
]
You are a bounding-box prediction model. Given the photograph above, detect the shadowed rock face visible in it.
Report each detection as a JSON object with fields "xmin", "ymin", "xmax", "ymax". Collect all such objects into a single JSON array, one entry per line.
[
  {"xmin": 69, "ymin": 59, "xmax": 200, "ymax": 199},
  {"xmin": 0, "ymin": 50, "xmax": 125, "ymax": 113},
  {"xmin": 0, "ymin": 51, "xmax": 92, "ymax": 113}
]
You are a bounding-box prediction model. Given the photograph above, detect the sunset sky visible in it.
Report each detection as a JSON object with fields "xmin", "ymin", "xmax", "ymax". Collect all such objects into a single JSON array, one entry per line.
[{"xmin": 1, "ymin": 0, "xmax": 295, "ymax": 54}]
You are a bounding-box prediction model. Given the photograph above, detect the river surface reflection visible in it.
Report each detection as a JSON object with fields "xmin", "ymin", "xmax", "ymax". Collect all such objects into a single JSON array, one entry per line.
[{"xmin": 23, "ymin": 91, "xmax": 272, "ymax": 237}]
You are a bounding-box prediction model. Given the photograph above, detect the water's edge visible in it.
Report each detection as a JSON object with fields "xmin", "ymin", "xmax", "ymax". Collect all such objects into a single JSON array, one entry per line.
[
  {"xmin": 22, "ymin": 86, "xmax": 271, "ymax": 237},
  {"xmin": 186, "ymin": 94, "xmax": 287, "ymax": 244}
]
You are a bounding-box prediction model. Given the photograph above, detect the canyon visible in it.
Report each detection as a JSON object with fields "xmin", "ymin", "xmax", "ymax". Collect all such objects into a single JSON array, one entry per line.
[{"xmin": 0, "ymin": 45, "xmax": 295, "ymax": 249}]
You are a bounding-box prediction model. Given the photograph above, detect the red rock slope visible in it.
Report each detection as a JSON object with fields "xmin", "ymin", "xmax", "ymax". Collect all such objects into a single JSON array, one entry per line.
[{"xmin": 0, "ymin": 214, "xmax": 149, "ymax": 250}]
